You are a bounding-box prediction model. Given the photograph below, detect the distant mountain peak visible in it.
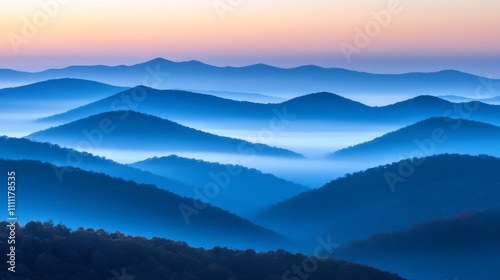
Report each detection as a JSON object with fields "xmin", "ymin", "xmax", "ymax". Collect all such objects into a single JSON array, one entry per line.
[
  {"xmin": 248, "ymin": 63, "xmax": 270, "ymax": 67},
  {"xmin": 182, "ymin": 59, "xmax": 209, "ymax": 65},
  {"xmin": 434, "ymin": 69, "xmax": 472, "ymax": 76},
  {"xmin": 28, "ymin": 110, "xmax": 304, "ymax": 158},
  {"xmin": 128, "ymin": 84, "xmax": 156, "ymax": 91},
  {"xmin": 243, "ymin": 63, "xmax": 274, "ymax": 69},
  {"xmin": 291, "ymin": 91, "xmax": 347, "ymax": 100},
  {"xmin": 389, "ymin": 95, "xmax": 450, "ymax": 107},
  {"xmin": 409, "ymin": 95, "xmax": 446, "ymax": 102},
  {"xmin": 142, "ymin": 58, "xmax": 212, "ymax": 68},
  {"xmin": 285, "ymin": 92, "xmax": 368, "ymax": 108},
  {"xmin": 144, "ymin": 57, "xmax": 172, "ymax": 64}
]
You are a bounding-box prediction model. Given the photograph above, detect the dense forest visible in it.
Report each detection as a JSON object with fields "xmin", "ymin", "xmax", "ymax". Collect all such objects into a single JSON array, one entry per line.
[
  {"xmin": 0, "ymin": 221, "xmax": 404, "ymax": 280},
  {"xmin": 257, "ymin": 154, "xmax": 500, "ymax": 242}
]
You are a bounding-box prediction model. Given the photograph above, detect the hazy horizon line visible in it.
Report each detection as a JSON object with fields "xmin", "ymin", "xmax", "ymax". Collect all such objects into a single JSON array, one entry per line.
[{"xmin": 1, "ymin": 56, "xmax": 489, "ymax": 78}]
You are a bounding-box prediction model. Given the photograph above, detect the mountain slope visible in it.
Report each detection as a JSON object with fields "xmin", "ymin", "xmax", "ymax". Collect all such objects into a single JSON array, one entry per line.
[
  {"xmin": 27, "ymin": 111, "xmax": 303, "ymax": 158},
  {"xmin": 0, "ymin": 79, "xmax": 129, "ymax": 137},
  {"xmin": 42, "ymin": 87, "xmax": 271, "ymax": 124},
  {"xmin": 336, "ymin": 211, "xmax": 500, "ymax": 280},
  {"xmin": 0, "ymin": 159, "xmax": 292, "ymax": 251},
  {"xmin": 331, "ymin": 117, "xmax": 500, "ymax": 161},
  {"xmin": 480, "ymin": 95, "xmax": 500, "ymax": 105},
  {"xmin": 255, "ymin": 154, "xmax": 500, "ymax": 243},
  {"xmin": 0, "ymin": 136, "xmax": 194, "ymax": 197},
  {"xmin": 43, "ymin": 88, "xmax": 376, "ymax": 125},
  {"xmin": 0, "ymin": 78, "xmax": 128, "ymax": 114},
  {"xmin": 183, "ymin": 89, "xmax": 286, "ymax": 103},
  {"xmin": 280, "ymin": 92, "xmax": 373, "ymax": 120},
  {"xmin": 131, "ymin": 155, "xmax": 309, "ymax": 215},
  {"xmin": 441, "ymin": 95, "xmax": 500, "ymax": 105}
]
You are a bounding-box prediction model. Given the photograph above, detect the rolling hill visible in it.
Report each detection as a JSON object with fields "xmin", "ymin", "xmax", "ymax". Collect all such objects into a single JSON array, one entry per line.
[
  {"xmin": 0, "ymin": 79, "xmax": 130, "ymax": 137},
  {"xmin": 27, "ymin": 111, "xmax": 303, "ymax": 158},
  {"xmin": 0, "ymin": 159, "xmax": 292, "ymax": 251},
  {"xmin": 42, "ymin": 87, "xmax": 271, "ymax": 125},
  {"xmin": 41, "ymin": 88, "xmax": 500, "ymax": 130},
  {"xmin": 0, "ymin": 136, "xmax": 194, "ymax": 197},
  {"xmin": 255, "ymin": 154, "xmax": 500, "ymax": 243},
  {"xmin": 331, "ymin": 117, "xmax": 500, "ymax": 162},
  {"xmin": 131, "ymin": 155, "xmax": 309, "ymax": 216},
  {"xmin": 0, "ymin": 78, "xmax": 128, "ymax": 114}
]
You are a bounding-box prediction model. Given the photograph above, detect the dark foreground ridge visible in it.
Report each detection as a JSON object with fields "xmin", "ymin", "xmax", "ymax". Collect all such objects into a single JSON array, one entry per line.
[
  {"xmin": 0, "ymin": 221, "xmax": 404, "ymax": 280},
  {"xmin": 336, "ymin": 211, "xmax": 500, "ymax": 280}
]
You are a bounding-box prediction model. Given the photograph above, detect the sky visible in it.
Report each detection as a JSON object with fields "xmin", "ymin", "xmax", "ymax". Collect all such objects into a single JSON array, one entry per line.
[{"xmin": 1, "ymin": 0, "xmax": 499, "ymax": 77}]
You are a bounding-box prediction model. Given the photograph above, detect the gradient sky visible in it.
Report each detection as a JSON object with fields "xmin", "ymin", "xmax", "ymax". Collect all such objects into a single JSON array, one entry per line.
[{"xmin": 1, "ymin": 0, "xmax": 499, "ymax": 76}]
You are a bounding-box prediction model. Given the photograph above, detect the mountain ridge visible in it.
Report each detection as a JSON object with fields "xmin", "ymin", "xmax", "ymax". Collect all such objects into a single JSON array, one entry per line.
[
  {"xmin": 40, "ymin": 87, "xmax": 500, "ymax": 130},
  {"xmin": 130, "ymin": 155, "xmax": 309, "ymax": 216},
  {"xmin": 28, "ymin": 110, "xmax": 304, "ymax": 158},
  {"xmin": 1, "ymin": 58, "xmax": 497, "ymax": 100},
  {"xmin": 330, "ymin": 117, "xmax": 500, "ymax": 161},
  {"xmin": 0, "ymin": 158, "xmax": 292, "ymax": 250},
  {"xmin": 0, "ymin": 136, "xmax": 195, "ymax": 197},
  {"xmin": 256, "ymin": 154, "xmax": 500, "ymax": 242}
]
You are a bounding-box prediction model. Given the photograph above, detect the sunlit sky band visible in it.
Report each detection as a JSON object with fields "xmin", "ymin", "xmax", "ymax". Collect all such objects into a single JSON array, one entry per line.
[{"xmin": 1, "ymin": 0, "xmax": 499, "ymax": 76}]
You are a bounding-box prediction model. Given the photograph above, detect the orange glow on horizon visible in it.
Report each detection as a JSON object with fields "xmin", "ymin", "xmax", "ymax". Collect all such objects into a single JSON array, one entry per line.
[{"xmin": 1, "ymin": 0, "xmax": 499, "ymax": 74}]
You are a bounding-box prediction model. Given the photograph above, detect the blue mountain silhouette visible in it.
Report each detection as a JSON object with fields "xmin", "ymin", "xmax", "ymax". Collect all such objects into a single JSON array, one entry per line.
[
  {"xmin": 0, "ymin": 136, "xmax": 193, "ymax": 196},
  {"xmin": 131, "ymin": 155, "xmax": 308, "ymax": 216},
  {"xmin": 0, "ymin": 158, "xmax": 292, "ymax": 250},
  {"xmin": 337, "ymin": 211, "xmax": 500, "ymax": 280},
  {"xmin": 41, "ymin": 87, "xmax": 500, "ymax": 129},
  {"xmin": 0, "ymin": 78, "xmax": 128, "ymax": 114},
  {"xmin": 441, "ymin": 94, "xmax": 500, "ymax": 105},
  {"xmin": 28, "ymin": 110, "xmax": 303, "ymax": 157},
  {"xmin": 1, "ymin": 58, "xmax": 498, "ymax": 100},
  {"xmin": 256, "ymin": 154, "xmax": 500, "ymax": 243},
  {"xmin": 331, "ymin": 117, "xmax": 500, "ymax": 161}
]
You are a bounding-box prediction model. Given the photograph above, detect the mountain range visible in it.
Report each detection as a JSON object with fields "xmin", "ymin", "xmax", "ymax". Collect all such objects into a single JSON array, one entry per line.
[
  {"xmin": 1, "ymin": 136, "xmax": 310, "ymax": 217},
  {"xmin": 2, "ymin": 58, "xmax": 499, "ymax": 101},
  {"xmin": 0, "ymin": 158, "xmax": 292, "ymax": 251},
  {"xmin": 41, "ymin": 87, "xmax": 500, "ymax": 130},
  {"xmin": 2, "ymin": 60, "xmax": 499, "ymax": 279}
]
